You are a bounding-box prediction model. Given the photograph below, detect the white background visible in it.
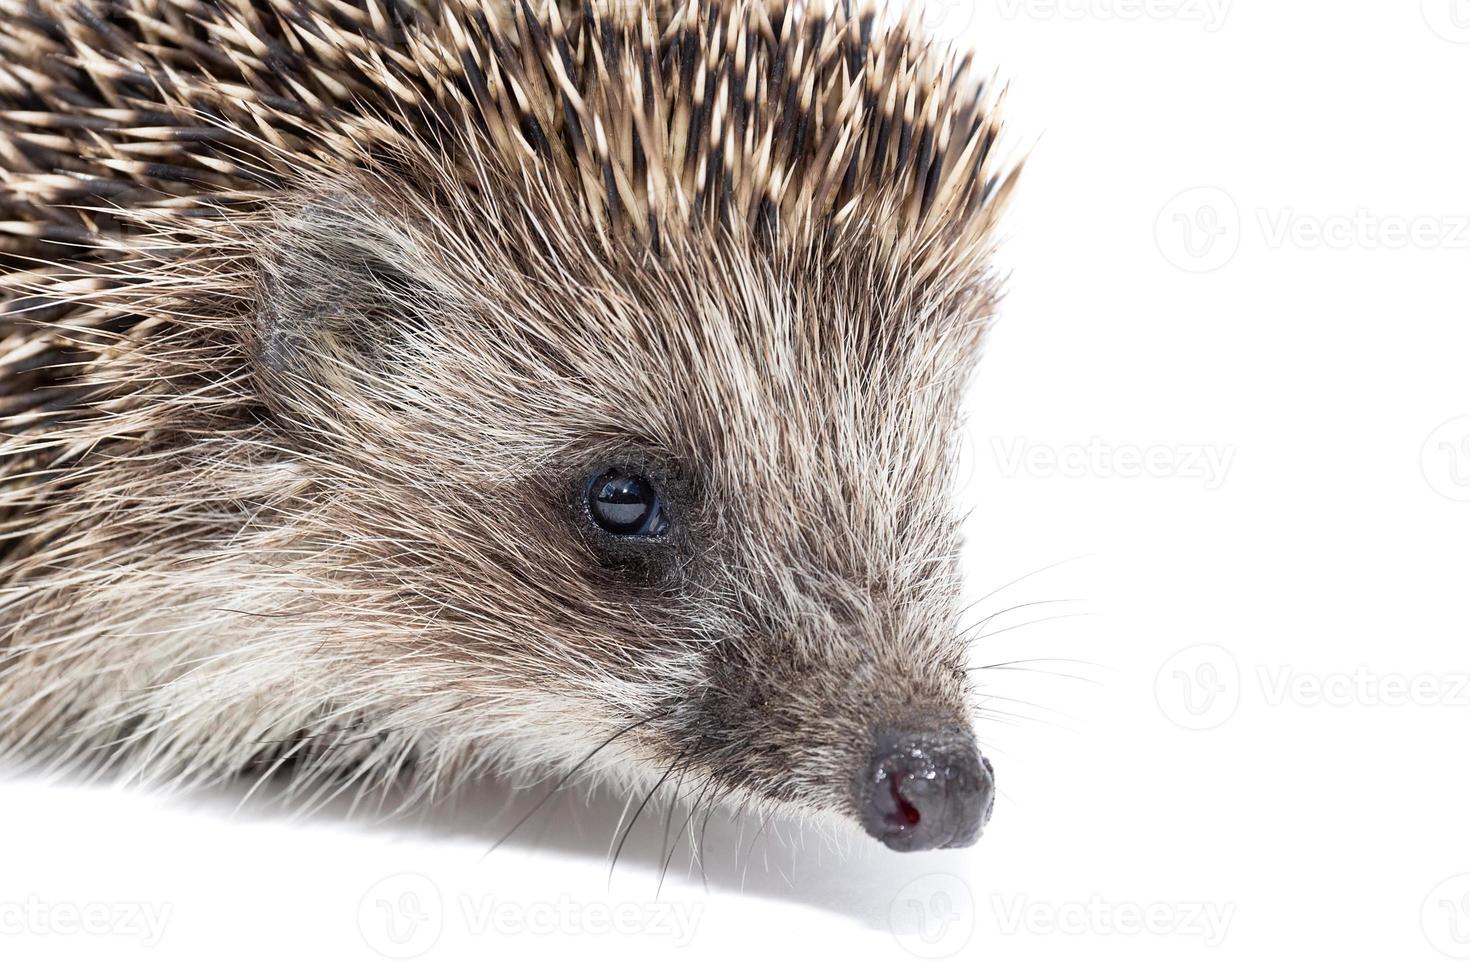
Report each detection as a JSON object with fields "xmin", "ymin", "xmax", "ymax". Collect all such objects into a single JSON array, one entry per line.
[{"xmin": 3, "ymin": 1, "xmax": 1469, "ymax": 975}]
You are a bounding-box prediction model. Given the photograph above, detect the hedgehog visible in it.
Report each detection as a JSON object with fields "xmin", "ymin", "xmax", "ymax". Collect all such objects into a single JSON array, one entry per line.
[{"xmin": 0, "ymin": 0, "xmax": 1018, "ymax": 854}]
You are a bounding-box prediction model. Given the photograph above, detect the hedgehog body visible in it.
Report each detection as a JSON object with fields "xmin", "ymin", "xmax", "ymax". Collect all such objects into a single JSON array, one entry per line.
[{"xmin": 0, "ymin": 0, "xmax": 1014, "ymax": 851}]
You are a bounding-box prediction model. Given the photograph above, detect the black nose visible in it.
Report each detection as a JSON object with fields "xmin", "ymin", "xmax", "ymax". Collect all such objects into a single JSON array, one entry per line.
[{"xmin": 857, "ymin": 730, "xmax": 994, "ymax": 852}]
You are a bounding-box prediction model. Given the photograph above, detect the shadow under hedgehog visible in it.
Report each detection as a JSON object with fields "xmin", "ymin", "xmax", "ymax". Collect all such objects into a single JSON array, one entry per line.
[{"xmin": 0, "ymin": 0, "xmax": 1018, "ymax": 853}]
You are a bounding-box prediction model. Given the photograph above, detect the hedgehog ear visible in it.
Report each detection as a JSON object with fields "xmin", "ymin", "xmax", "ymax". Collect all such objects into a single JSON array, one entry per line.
[{"xmin": 253, "ymin": 192, "xmax": 440, "ymax": 400}]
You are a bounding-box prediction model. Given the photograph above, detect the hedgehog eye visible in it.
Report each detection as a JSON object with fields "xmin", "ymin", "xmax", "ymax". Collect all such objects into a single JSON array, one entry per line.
[{"xmin": 586, "ymin": 468, "xmax": 668, "ymax": 537}]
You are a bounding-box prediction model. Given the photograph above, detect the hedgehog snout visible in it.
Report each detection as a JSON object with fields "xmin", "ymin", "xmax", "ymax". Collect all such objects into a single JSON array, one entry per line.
[{"xmin": 856, "ymin": 729, "xmax": 995, "ymax": 852}]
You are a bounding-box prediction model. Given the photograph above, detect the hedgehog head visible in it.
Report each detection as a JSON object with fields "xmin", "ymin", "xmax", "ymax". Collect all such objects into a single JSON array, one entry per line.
[{"xmin": 0, "ymin": 0, "xmax": 1016, "ymax": 852}]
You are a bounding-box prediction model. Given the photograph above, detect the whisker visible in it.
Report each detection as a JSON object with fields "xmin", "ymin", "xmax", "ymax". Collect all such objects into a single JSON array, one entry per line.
[
  {"xmin": 656, "ymin": 774, "xmax": 711, "ymax": 900},
  {"xmin": 971, "ymin": 611, "xmax": 1095, "ymax": 643},
  {"xmin": 608, "ymin": 752, "xmax": 685, "ymax": 889},
  {"xmin": 968, "ymin": 664, "xmax": 1103, "ymax": 684},
  {"xmin": 971, "ymin": 656, "xmax": 1103, "ymax": 670},
  {"xmin": 487, "ymin": 710, "xmax": 665, "ymax": 855},
  {"xmin": 960, "ymin": 598, "xmax": 1081, "ymax": 639},
  {"xmin": 653, "ymin": 761, "xmax": 693, "ymax": 897},
  {"xmin": 738, "ymin": 807, "xmax": 777, "ymax": 892},
  {"xmin": 963, "ymin": 555, "xmax": 1089, "ymax": 614}
]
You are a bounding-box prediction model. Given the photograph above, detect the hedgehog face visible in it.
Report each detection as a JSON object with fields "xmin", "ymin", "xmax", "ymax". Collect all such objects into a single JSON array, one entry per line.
[{"xmin": 249, "ymin": 182, "xmax": 994, "ymax": 850}]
